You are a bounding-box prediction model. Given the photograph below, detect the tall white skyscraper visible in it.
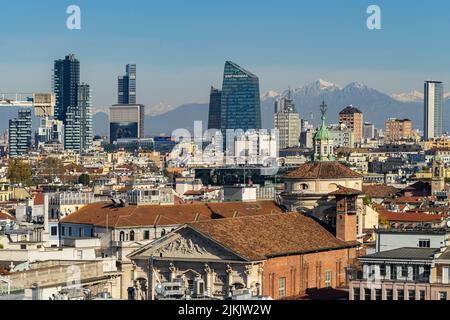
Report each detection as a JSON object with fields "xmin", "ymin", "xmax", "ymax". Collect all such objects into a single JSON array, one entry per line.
[{"xmin": 424, "ymin": 81, "xmax": 444, "ymax": 140}]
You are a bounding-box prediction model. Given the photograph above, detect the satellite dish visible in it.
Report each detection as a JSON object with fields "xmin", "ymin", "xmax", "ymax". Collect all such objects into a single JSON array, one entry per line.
[
  {"xmin": 155, "ymin": 284, "xmax": 165, "ymax": 296},
  {"xmin": 446, "ymin": 220, "xmax": 450, "ymax": 228}
]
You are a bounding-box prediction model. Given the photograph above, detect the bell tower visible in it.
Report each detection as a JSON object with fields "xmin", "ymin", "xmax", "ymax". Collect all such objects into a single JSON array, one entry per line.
[
  {"xmin": 331, "ymin": 187, "xmax": 361, "ymax": 242},
  {"xmin": 432, "ymin": 153, "xmax": 445, "ymax": 194},
  {"xmin": 313, "ymin": 101, "xmax": 335, "ymax": 162}
]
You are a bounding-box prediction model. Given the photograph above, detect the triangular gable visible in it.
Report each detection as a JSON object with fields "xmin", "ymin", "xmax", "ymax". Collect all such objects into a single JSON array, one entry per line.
[{"xmin": 128, "ymin": 226, "xmax": 246, "ymax": 262}]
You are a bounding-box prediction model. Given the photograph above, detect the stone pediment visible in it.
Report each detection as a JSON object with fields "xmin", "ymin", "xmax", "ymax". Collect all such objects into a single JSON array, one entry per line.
[{"xmin": 129, "ymin": 227, "xmax": 245, "ymax": 262}]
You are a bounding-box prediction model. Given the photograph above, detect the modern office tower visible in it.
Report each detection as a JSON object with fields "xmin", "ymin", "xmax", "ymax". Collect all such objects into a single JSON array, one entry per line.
[
  {"xmin": 274, "ymin": 91, "xmax": 300, "ymax": 149},
  {"xmin": 207, "ymin": 86, "xmax": 222, "ymax": 130},
  {"xmin": 424, "ymin": 81, "xmax": 444, "ymax": 140},
  {"xmin": 109, "ymin": 104, "xmax": 145, "ymax": 143},
  {"xmin": 9, "ymin": 109, "xmax": 32, "ymax": 157},
  {"xmin": 339, "ymin": 105, "xmax": 364, "ymax": 145},
  {"xmin": 37, "ymin": 118, "xmax": 65, "ymax": 150},
  {"xmin": 220, "ymin": 61, "xmax": 261, "ymax": 135},
  {"xmin": 118, "ymin": 64, "xmax": 137, "ymax": 104},
  {"xmin": 385, "ymin": 118, "xmax": 413, "ymax": 142},
  {"xmin": 77, "ymin": 83, "xmax": 93, "ymax": 150},
  {"xmin": 53, "ymin": 54, "xmax": 80, "ymax": 123}
]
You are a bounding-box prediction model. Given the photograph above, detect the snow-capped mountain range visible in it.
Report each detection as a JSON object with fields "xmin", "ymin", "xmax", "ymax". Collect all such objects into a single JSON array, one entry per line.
[{"xmin": 88, "ymin": 79, "xmax": 450, "ymax": 136}]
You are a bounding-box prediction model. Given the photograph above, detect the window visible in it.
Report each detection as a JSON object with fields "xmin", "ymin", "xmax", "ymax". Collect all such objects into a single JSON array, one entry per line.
[
  {"xmin": 440, "ymin": 292, "xmax": 447, "ymax": 301},
  {"xmin": 397, "ymin": 289, "xmax": 405, "ymax": 300},
  {"xmin": 130, "ymin": 231, "xmax": 135, "ymax": 241},
  {"xmin": 419, "ymin": 239, "xmax": 431, "ymax": 248},
  {"xmin": 386, "ymin": 289, "xmax": 393, "ymax": 301},
  {"xmin": 380, "ymin": 265, "xmax": 386, "ymax": 277},
  {"xmin": 375, "ymin": 289, "xmax": 382, "ymax": 301},
  {"xmin": 68, "ymin": 227, "xmax": 72, "ymax": 237},
  {"xmin": 62, "ymin": 227, "xmax": 65, "ymax": 236},
  {"xmin": 419, "ymin": 290, "xmax": 426, "ymax": 300},
  {"xmin": 325, "ymin": 271, "xmax": 332, "ymax": 288},
  {"xmin": 408, "ymin": 290, "xmax": 416, "ymax": 301},
  {"xmin": 51, "ymin": 226, "xmax": 57, "ymax": 236},
  {"xmin": 144, "ymin": 230, "xmax": 150, "ymax": 240},
  {"xmin": 278, "ymin": 278, "xmax": 286, "ymax": 298},
  {"xmin": 364, "ymin": 288, "xmax": 371, "ymax": 300},
  {"xmin": 119, "ymin": 231, "xmax": 125, "ymax": 242},
  {"xmin": 401, "ymin": 266, "xmax": 408, "ymax": 278},
  {"xmin": 353, "ymin": 288, "xmax": 360, "ymax": 301},
  {"xmin": 20, "ymin": 244, "xmax": 26, "ymax": 250}
]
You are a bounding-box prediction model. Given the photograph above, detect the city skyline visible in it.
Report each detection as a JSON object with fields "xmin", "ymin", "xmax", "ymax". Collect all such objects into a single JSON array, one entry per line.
[{"xmin": 2, "ymin": 0, "xmax": 450, "ymax": 111}]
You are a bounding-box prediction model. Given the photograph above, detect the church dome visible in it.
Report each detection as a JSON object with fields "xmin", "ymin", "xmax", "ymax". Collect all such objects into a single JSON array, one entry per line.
[{"xmin": 314, "ymin": 125, "xmax": 332, "ymax": 141}]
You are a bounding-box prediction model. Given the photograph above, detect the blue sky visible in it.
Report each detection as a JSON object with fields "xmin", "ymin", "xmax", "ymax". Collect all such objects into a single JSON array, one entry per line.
[{"xmin": 1, "ymin": 0, "xmax": 450, "ymax": 110}]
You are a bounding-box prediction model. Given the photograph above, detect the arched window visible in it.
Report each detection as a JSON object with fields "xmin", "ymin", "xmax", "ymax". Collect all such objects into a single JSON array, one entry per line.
[
  {"xmin": 119, "ymin": 231, "xmax": 125, "ymax": 242},
  {"xmin": 130, "ymin": 231, "xmax": 135, "ymax": 241},
  {"xmin": 161, "ymin": 229, "xmax": 166, "ymax": 237}
]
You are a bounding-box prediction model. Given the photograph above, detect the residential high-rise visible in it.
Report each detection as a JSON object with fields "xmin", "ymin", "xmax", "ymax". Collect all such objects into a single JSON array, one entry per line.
[
  {"xmin": 109, "ymin": 104, "xmax": 145, "ymax": 143},
  {"xmin": 385, "ymin": 118, "xmax": 413, "ymax": 142},
  {"xmin": 274, "ymin": 90, "xmax": 300, "ymax": 149},
  {"xmin": 339, "ymin": 105, "xmax": 364, "ymax": 145},
  {"xmin": 118, "ymin": 64, "xmax": 137, "ymax": 104},
  {"xmin": 53, "ymin": 54, "xmax": 80, "ymax": 123},
  {"xmin": 207, "ymin": 86, "xmax": 222, "ymax": 130},
  {"xmin": 424, "ymin": 81, "xmax": 444, "ymax": 140},
  {"xmin": 78, "ymin": 83, "xmax": 93, "ymax": 150},
  {"xmin": 9, "ymin": 109, "xmax": 32, "ymax": 157},
  {"xmin": 220, "ymin": 61, "xmax": 261, "ymax": 135},
  {"xmin": 63, "ymin": 83, "xmax": 93, "ymax": 152}
]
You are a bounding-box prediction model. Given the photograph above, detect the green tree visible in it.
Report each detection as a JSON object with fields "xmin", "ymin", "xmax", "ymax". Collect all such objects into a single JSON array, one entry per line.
[
  {"xmin": 78, "ymin": 173, "xmax": 91, "ymax": 186},
  {"xmin": 39, "ymin": 157, "xmax": 65, "ymax": 177},
  {"xmin": 0, "ymin": 243, "xmax": 3, "ymax": 250},
  {"xmin": 7, "ymin": 159, "xmax": 32, "ymax": 184}
]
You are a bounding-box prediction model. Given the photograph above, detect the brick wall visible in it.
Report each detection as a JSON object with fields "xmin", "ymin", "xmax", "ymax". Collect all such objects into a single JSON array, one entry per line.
[{"xmin": 262, "ymin": 247, "xmax": 357, "ymax": 300}]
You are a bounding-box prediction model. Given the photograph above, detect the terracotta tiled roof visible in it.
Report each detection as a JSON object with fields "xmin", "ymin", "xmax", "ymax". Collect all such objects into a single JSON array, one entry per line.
[
  {"xmin": 379, "ymin": 211, "xmax": 445, "ymax": 222},
  {"xmin": 395, "ymin": 196, "xmax": 424, "ymax": 204},
  {"xmin": 206, "ymin": 201, "xmax": 283, "ymax": 218},
  {"xmin": 284, "ymin": 161, "xmax": 362, "ymax": 180},
  {"xmin": 362, "ymin": 185, "xmax": 399, "ymax": 198},
  {"xmin": 190, "ymin": 213, "xmax": 358, "ymax": 261},
  {"xmin": 0, "ymin": 211, "xmax": 15, "ymax": 220},
  {"xmin": 61, "ymin": 201, "xmax": 283, "ymax": 228},
  {"xmin": 330, "ymin": 186, "xmax": 362, "ymax": 196},
  {"xmin": 33, "ymin": 193, "xmax": 45, "ymax": 206}
]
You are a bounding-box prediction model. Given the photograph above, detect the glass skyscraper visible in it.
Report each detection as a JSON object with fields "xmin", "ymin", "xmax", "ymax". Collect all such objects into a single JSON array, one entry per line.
[
  {"xmin": 53, "ymin": 54, "xmax": 80, "ymax": 123},
  {"xmin": 424, "ymin": 81, "xmax": 444, "ymax": 140},
  {"xmin": 220, "ymin": 61, "xmax": 261, "ymax": 133},
  {"xmin": 118, "ymin": 64, "xmax": 137, "ymax": 104},
  {"xmin": 53, "ymin": 54, "xmax": 93, "ymax": 153},
  {"xmin": 9, "ymin": 109, "xmax": 32, "ymax": 157},
  {"xmin": 207, "ymin": 86, "xmax": 222, "ymax": 130}
]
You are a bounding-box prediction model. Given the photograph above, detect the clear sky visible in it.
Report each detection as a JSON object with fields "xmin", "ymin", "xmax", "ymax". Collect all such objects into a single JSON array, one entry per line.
[{"xmin": 1, "ymin": 0, "xmax": 450, "ymax": 111}]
